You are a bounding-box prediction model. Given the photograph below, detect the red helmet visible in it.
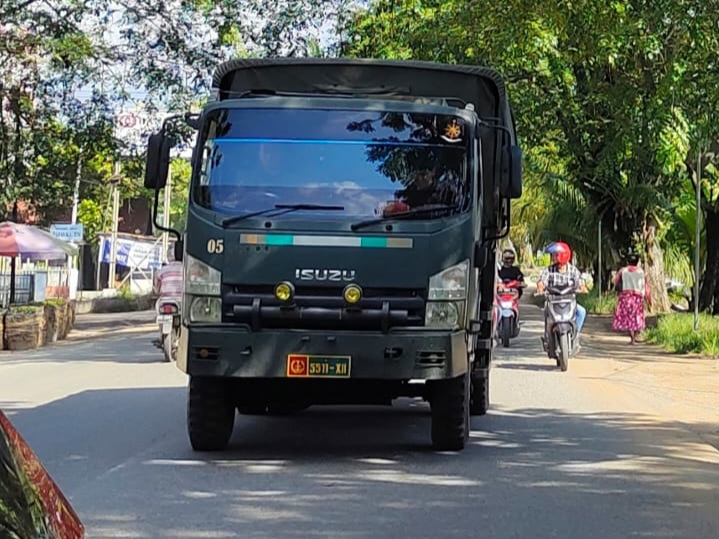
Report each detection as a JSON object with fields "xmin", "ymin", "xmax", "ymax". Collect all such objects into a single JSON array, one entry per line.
[{"xmin": 546, "ymin": 241, "xmax": 572, "ymax": 264}]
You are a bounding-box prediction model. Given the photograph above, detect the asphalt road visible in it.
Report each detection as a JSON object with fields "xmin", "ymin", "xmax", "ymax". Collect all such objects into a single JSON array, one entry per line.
[{"xmin": 1, "ymin": 308, "xmax": 718, "ymax": 539}]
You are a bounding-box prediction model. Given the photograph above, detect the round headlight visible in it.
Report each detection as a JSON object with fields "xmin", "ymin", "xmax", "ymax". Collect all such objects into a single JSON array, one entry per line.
[
  {"xmin": 343, "ymin": 284, "xmax": 362, "ymax": 304},
  {"xmin": 426, "ymin": 302, "xmax": 459, "ymax": 327},
  {"xmin": 274, "ymin": 281, "xmax": 294, "ymax": 302}
]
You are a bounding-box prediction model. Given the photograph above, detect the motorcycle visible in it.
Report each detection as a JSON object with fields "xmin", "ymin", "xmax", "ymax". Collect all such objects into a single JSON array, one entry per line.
[
  {"xmin": 494, "ymin": 279, "xmax": 521, "ymax": 348},
  {"xmin": 538, "ymin": 283, "xmax": 579, "ymax": 372},
  {"xmin": 155, "ymin": 298, "xmax": 181, "ymax": 362}
]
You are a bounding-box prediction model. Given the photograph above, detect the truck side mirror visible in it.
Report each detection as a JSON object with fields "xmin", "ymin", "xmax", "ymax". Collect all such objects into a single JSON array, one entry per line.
[
  {"xmin": 473, "ymin": 242, "xmax": 489, "ymax": 269},
  {"xmin": 174, "ymin": 236, "xmax": 184, "ymax": 262},
  {"xmin": 143, "ymin": 132, "xmax": 173, "ymax": 190},
  {"xmin": 500, "ymin": 145, "xmax": 523, "ymax": 199}
]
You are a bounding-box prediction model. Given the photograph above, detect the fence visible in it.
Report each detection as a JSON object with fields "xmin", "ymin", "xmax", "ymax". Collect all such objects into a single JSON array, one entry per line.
[
  {"xmin": 0, "ymin": 268, "xmax": 71, "ymax": 308},
  {"xmin": 45, "ymin": 268, "xmax": 71, "ymax": 299},
  {"xmin": 0, "ymin": 273, "xmax": 34, "ymax": 308}
]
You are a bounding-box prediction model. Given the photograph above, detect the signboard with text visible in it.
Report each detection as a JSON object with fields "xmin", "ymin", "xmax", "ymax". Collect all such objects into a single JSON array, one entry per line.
[
  {"xmin": 98, "ymin": 235, "xmax": 166, "ymax": 271},
  {"xmin": 50, "ymin": 223, "xmax": 84, "ymax": 243}
]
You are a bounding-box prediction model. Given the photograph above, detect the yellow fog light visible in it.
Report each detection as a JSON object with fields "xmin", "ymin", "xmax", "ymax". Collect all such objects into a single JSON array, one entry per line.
[
  {"xmin": 343, "ymin": 284, "xmax": 362, "ymax": 304},
  {"xmin": 274, "ymin": 281, "xmax": 294, "ymax": 302}
]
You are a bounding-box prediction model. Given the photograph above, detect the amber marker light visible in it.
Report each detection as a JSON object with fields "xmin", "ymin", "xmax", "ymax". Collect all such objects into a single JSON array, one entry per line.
[
  {"xmin": 274, "ymin": 281, "xmax": 295, "ymax": 302},
  {"xmin": 343, "ymin": 284, "xmax": 362, "ymax": 305}
]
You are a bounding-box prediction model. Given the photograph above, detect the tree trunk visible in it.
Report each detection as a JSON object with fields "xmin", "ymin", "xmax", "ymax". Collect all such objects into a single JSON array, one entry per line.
[
  {"xmin": 642, "ymin": 217, "xmax": 670, "ymax": 313},
  {"xmin": 699, "ymin": 208, "xmax": 719, "ymax": 314}
]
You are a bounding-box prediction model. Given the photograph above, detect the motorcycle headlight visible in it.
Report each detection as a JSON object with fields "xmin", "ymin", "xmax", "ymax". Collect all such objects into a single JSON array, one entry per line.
[
  {"xmin": 428, "ymin": 260, "xmax": 469, "ymax": 300},
  {"xmin": 185, "ymin": 254, "xmax": 221, "ymax": 296}
]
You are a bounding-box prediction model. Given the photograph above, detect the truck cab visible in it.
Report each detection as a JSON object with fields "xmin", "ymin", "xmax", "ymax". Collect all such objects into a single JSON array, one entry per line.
[{"xmin": 144, "ymin": 59, "xmax": 522, "ymax": 452}]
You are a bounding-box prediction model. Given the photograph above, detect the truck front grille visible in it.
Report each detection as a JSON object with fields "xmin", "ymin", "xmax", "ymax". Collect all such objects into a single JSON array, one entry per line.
[{"xmin": 221, "ymin": 285, "xmax": 426, "ymax": 332}]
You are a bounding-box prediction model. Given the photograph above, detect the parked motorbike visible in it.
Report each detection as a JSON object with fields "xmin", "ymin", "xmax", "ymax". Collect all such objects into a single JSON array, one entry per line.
[
  {"xmin": 155, "ymin": 298, "xmax": 181, "ymax": 362},
  {"xmin": 538, "ymin": 283, "xmax": 579, "ymax": 371},
  {"xmin": 495, "ymin": 279, "xmax": 521, "ymax": 348}
]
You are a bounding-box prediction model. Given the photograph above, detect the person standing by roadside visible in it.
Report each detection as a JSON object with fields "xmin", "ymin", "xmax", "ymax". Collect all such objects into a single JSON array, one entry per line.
[{"xmin": 612, "ymin": 254, "xmax": 651, "ymax": 344}]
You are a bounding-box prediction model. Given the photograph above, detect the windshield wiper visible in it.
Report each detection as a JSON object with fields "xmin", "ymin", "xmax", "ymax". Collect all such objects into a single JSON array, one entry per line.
[
  {"xmin": 350, "ymin": 204, "xmax": 460, "ymax": 232},
  {"xmin": 222, "ymin": 204, "xmax": 345, "ymax": 228}
]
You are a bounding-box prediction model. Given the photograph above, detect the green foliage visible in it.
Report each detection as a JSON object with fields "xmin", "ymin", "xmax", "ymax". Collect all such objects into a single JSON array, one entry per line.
[
  {"xmin": 170, "ymin": 158, "xmax": 191, "ymax": 231},
  {"xmin": 646, "ymin": 314, "xmax": 719, "ymax": 356},
  {"xmin": 578, "ymin": 289, "xmax": 618, "ymax": 315},
  {"xmin": 77, "ymin": 199, "xmax": 106, "ymax": 243},
  {"xmin": 344, "ymin": 0, "xmax": 719, "ymax": 312},
  {"xmin": 0, "ymin": 0, "xmax": 119, "ymax": 223}
]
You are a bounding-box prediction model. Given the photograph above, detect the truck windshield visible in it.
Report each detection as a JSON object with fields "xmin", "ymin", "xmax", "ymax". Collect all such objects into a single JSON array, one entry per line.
[{"xmin": 192, "ymin": 107, "xmax": 471, "ymax": 219}]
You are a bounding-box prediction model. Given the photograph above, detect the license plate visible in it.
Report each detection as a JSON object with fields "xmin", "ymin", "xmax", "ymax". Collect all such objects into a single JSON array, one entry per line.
[
  {"xmin": 286, "ymin": 354, "xmax": 351, "ymax": 378},
  {"xmin": 156, "ymin": 314, "xmax": 172, "ymax": 324}
]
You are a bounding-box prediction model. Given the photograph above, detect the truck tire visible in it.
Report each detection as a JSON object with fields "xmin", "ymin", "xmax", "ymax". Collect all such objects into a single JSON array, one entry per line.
[
  {"xmin": 470, "ymin": 369, "xmax": 489, "ymax": 416},
  {"xmin": 187, "ymin": 376, "xmax": 235, "ymax": 451},
  {"xmin": 430, "ymin": 372, "xmax": 470, "ymax": 451}
]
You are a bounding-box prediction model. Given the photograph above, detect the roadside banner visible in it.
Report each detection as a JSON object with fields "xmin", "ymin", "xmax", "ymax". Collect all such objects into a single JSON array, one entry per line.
[{"xmin": 97, "ymin": 235, "xmax": 165, "ymax": 271}]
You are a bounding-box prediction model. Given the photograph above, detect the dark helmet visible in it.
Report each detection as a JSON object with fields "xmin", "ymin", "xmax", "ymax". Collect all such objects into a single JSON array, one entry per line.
[{"xmin": 501, "ymin": 249, "xmax": 516, "ymax": 265}]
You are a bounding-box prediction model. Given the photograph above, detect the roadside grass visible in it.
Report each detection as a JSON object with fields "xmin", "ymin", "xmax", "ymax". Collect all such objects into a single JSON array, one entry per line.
[
  {"xmin": 578, "ymin": 289, "xmax": 617, "ymax": 315},
  {"xmin": 645, "ymin": 313, "xmax": 719, "ymax": 356}
]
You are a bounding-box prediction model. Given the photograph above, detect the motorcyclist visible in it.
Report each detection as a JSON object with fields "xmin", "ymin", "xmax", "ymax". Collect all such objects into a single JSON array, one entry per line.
[
  {"xmin": 153, "ymin": 248, "xmax": 183, "ymax": 302},
  {"xmin": 152, "ymin": 248, "xmax": 183, "ymax": 345},
  {"xmin": 497, "ymin": 249, "xmax": 527, "ymax": 298},
  {"xmin": 535, "ymin": 241, "xmax": 588, "ymax": 348}
]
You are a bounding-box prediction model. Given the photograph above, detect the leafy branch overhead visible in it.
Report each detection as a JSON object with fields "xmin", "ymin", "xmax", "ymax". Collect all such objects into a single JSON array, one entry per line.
[
  {"xmin": 344, "ymin": 0, "xmax": 719, "ymax": 312},
  {"xmin": 4, "ymin": 0, "xmax": 719, "ymax": 312},
  {"xmin": 0, "ymin": 0, "xmax": 347, "ymax": 227}
]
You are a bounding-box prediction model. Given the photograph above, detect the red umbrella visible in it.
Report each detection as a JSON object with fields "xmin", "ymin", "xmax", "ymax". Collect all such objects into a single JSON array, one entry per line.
[
  {"xmin": 0, "ymin": 222, "xmax": 78, "ymax": 305},
  {"xmin": 0, "ymin": 221, "xmax": 78, "ymax": 259}
]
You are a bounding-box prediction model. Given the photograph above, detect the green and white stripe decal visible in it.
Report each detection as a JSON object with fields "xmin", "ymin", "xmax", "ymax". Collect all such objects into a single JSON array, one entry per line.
[{"xmin": 240, "ymin": 233, "xmax": 413, "ymax": 249}]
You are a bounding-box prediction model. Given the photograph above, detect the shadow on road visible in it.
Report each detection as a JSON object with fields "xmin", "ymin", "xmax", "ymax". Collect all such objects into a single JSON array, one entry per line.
[
  {"xmin": 3, "ymin": 291, "xmax": 719, "ymax": 538},
  {"xmin": 3, "ymin": 378, "xmax": 718, "ymax": 539},
  {"xmin": 497, "ymin": 363, "xmax": 557, "ymax": 372},
  {"xmin": 0, "ymin": 331, "xmax": 165, "ymax": 365}
]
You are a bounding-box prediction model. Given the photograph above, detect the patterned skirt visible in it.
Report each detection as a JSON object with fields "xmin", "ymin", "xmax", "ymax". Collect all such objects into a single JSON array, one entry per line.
[{"xmin": 612, "ymin": 293, "xmax": 646, "ymax": 332}]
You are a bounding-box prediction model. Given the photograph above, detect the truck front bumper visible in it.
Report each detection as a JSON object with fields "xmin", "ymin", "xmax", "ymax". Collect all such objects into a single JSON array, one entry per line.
[{"xmin": 177, "ymin": 326, "xmax": 468, "ymax": 380}]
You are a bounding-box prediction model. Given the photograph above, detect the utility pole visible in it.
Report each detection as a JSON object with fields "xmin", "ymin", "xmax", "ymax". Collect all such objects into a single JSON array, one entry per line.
[
  {"xmin": 694, "ymin": 150, "xmax": 702, "ymax": 332},
  {"xmin": 108, "ymin": 162, "xmax": 121, "ymax": 289},
  {"xmin": 597, "ymin": 219, "xmax": 602, "ymax": 297},
  {"xmin": 71, "ymin": 146, "xmax": 82, "ymax": 225}
]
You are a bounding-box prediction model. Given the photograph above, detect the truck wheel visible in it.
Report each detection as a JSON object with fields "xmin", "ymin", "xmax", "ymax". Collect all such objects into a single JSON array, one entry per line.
[
  {"xmin": 430, "ymin": 372, "xmax": 470, "ymax": 451},
  {"xmin": 187, "ymin": 376, "xmax": 235, "ymax": 451},
  {"xmin": 470, "ymin": 369, "xmax": 489, "ymax": 416}
]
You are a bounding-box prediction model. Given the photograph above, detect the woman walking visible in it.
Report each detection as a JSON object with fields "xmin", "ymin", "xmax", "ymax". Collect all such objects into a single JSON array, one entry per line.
[{"xmin": 612, "ymin": 254, "xmax": 651, "ymax": 344}]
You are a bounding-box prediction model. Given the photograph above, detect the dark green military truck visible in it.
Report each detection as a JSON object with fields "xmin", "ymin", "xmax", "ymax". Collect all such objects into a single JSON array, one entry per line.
[{"xmin": 144, "ymin": 58, "xmax": 522, "ymax": 452}]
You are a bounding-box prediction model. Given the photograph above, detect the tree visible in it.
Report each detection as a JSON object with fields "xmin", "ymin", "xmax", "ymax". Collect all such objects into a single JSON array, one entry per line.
[
  {"xmin": 0, "ymin": 1, "xmax": 121, "ymax": 224},
  {"xmin": 344, "ymin": 0, "xmax": 719, "ymax": 312}
]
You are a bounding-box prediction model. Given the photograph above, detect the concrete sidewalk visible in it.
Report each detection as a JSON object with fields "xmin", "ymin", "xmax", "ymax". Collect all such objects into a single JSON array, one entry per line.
[
  {"xmin": 579, "ymin": 314, "xmax": 719, "ymax": 450},
  {"xmin": 520, "ymin": 286, "xmax": 718, "ymax": 450},
  {"xmin": 67, "ymin": 310, "xmax": 157, "ymax": 343}
]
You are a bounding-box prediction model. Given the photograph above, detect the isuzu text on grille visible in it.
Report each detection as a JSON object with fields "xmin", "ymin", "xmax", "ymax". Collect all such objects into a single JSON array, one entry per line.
[{"xmin": 294, "ymin": 269, "xmax": 356, "ymax": 282}]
